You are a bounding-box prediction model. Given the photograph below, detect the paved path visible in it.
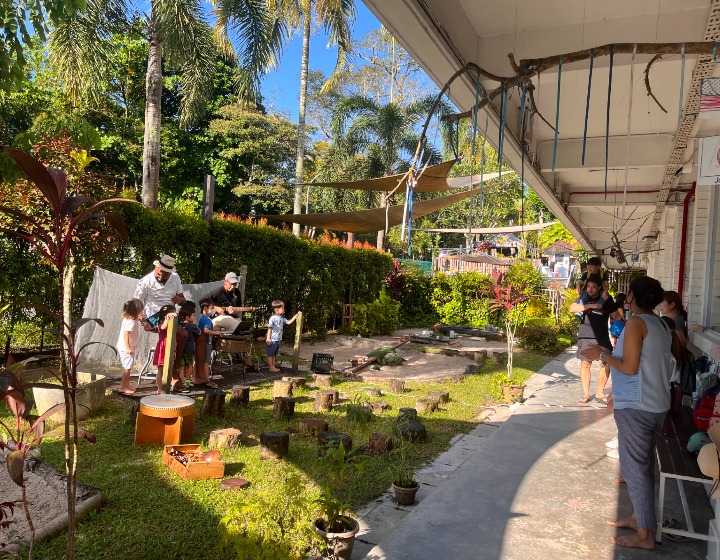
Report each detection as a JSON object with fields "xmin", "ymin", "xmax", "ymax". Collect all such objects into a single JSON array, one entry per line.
[{"xmin": 355, "ymin": 347, "xmax": 713, "ymax": 560}]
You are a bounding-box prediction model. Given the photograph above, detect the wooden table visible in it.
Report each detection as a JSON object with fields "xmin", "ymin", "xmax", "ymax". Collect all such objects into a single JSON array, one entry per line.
[{"xmin": 134, "ymin": 394, "xmax": 196, "ymax": 446}]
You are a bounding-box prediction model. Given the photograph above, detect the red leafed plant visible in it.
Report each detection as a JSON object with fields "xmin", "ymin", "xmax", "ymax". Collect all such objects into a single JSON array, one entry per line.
[
  {"xmin": 488, "ymin": 270, "xmax": 535, "ymax": 380},
  {"xmin": 0, "ymin": 145, "xmax": 135, "ymax": 559}
]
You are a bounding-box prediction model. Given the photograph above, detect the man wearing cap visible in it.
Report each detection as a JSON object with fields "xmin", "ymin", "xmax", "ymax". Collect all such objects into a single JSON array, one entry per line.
[
  {"xmin": 202, "ymin": 272, "xmax": 257, "ymax": 371},
  {"xmin": 576, "ymin": 257, "xmax": 609, "ymax": 300},
  {"xmin": 134, "ymin": 255, "xmax": 186, "ymax": 326}
]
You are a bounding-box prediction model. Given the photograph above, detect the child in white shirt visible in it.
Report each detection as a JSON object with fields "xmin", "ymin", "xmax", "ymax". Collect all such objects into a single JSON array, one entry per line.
[{"xmin": 116, "ymin": 298, "xmax": 144, "ymax": 394}]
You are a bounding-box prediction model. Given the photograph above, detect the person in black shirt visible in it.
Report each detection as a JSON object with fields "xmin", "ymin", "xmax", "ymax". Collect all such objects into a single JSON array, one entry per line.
[{"xmin": 569, "ymin": 279, "xmax": 622, "ymax": 404}]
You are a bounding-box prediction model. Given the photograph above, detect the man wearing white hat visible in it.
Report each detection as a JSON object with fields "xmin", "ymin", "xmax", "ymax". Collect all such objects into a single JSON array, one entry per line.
[{"xmin": 134, "ymin": 254, "xmax": 186, "ymax": 326}]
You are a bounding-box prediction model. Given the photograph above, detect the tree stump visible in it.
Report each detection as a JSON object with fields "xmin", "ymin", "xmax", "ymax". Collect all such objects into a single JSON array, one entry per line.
[
  {"xmin": 368, "ymin": 432, "xmax": 393, "ymax": 454},
  {"xmin": 299, "ymin": 419, "xmax": 329, "ymax": 437},
  {"xmin": 220, "ymin": 477, "xmax": 250, "ymax": 490},
  {"xmin": 272, "ymin": 379, "xmax": 293, "ymax": 398},
  {"xmin": 474, "ymin": 351, "xmax": 487, "ymax": 366},
  {"xmin": 317, "ymin": 431, "xmax": 352, "ymax": 456},
  {"xmin": 260, "ymin": 431, "xmax": 289, "ymax": 460},
  {"xmin": 365, "ymin": 400, "xmax": 388, "ymax": 413},
  {"xmin": 314, "ymin": 390, "xmax": 335, "ymax": 411},
  {"xmin": 201, "ymin": 388, "xmax": 226, "ymax": 418},
  {"xmin": 388, "ymin": 379, "xmax": 405, "ymax": 393},
  {"xmin": 128, "ymin": 401, "xmax": 141, "ymax": 424},
  {"xmin": 492, "ymin": 351, "xmax": 508, "ymax": 365},
  {"xmin": 364, "ymin": 387, "xmax": 382, "ymax": 397},
  {"xmin": 329, "ymin": 389, "xmax": 340, "ymax": 403},
  {"xmin": 282, "ymin": 376, "xmax": 307, "ymax": 389},
  {"xmin": 397, "ymin": 420, "xmax": 427, "ymax": 443},
  {"xmin": 415, "ymin": 398, "xmax": 437, "ymax": 414},
  {"xmin": 208, "ymin": 428, "xmax": 242, "ymax": 449},
  {"xmin": 273, "ymin": 397, "xmax": 295, "ymax": 419},
  {"xmin": 427, "ymin": 391, "xmax": 450, "ymax": 404},
  {"xmin": 397, "ymin": 408, "xmax": 417, "ymax": 422},
  {"xmin": 313, "ymin": 373, "xmax": 333, "ymax": 387},
  {"xmin": 229, "ymin": 385, "xmax": 250, "ymax": 407}
]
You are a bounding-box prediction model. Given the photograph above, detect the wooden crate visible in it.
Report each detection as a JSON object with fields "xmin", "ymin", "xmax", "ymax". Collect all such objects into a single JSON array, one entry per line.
[{"xmin": 162, "ymin": 444, "xmax": 225, "ymax": 480}]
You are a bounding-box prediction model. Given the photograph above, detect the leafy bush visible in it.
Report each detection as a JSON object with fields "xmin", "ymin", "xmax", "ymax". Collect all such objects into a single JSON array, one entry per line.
[
  {"xmin": 385, "ymin": 261, "xmax": 436, "ymax": 327},
  {"xmin": 525, "ymin": 297, "xmax": 550, "ymax": 319},
  {"xmin": 558, "ymin": 287, "xmax": 580, "ymax": 338},
  {"xmin": 350, "ymin": 289, "xmax": 400, "ymax": 337},
  {"xmin": 525, "ymin": 317, "xmax": 556, "ymax": 328},
  {"xmin": 502, "ymin": 260, "xmax": 544, "ymax": 295},
  {"xmin": 430, "ymin": 271, "xmax": 498, "ymax": 328},
  {"xmin": 518, "ymin": 324, "xmax": 563, "ymax": 354}
]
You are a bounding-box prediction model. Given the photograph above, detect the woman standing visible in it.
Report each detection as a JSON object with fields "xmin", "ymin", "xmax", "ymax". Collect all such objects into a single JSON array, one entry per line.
[
  {"xmin": 657, "ymin": 290, "xmax": 688, "ymax": 347},
  {"xmin": 582, "ymin": 276, "xmax": 671, "ymax": 550}
]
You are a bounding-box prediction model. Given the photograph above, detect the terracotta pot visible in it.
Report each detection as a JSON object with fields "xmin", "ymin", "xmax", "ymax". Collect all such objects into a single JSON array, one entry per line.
[
  {"xmin": 392, "ymin": 480, "xmax": 420, "ymax": 506},
  {"xmin": 312, "ymin": 516, "xmax": 359, "ymax": 560},
  {"xmin": 501, "ymin": 384, "xmax": 525, "ymax": 404}
]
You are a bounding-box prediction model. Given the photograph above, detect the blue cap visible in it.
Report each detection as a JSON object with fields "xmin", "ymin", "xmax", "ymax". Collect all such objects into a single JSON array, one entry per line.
[
  {"xmin": 610, "ymin": 321, "xmax": 625, "ymax": 338},
  {"xmin": 688, "ymin": 431, "xmax": 712, "ymax": 453}
]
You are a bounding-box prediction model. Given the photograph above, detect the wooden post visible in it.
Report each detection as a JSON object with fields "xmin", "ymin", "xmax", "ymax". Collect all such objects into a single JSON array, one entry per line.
[
  {"xmin": 314, "ymin": 390, "xmax": 335, "ymax": 411},
  {"xmin": 272, "ymin": 379, "xmax": 294, "ymax": 398},
  {"xmin": 229, "ymin": 386, "xmax": 250, "ymax": 406},
  {"xmin": 292, "ymin": 311, "xmax": 303, "ymax": 372},
  {"xmin": 388, "ymin": 379, "xmax": 405, "ymax": 393},
  {"xmin": 299, "ymin": 419, "xmax": 329, "ymax": 437},
  {"xmin": 201, "ymin": 388, "xmax": 226, "ymax": 418},
  {"xmin": 273, "ymin": 397, "xmax": 295, "ymax": 419},
  {"xmin": 208, "ymin": 428, "xmax": 242, "ymax": 449},
  {"xmin": 162, "ymin": 314, "xmax": 178, "ymax": 393},
  {"xmin": 260, "ymin": 432, "xmax": 289, "ymax": 460}
]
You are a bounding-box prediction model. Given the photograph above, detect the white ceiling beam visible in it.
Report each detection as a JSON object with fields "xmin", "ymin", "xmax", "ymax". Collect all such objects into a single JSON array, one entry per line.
[
  {"xmin": 567, "ymin": 200, "xmax": 661, "ymax": 208},
  {"xmin": 537, "ymin": 135, "xmax": 673, "ymax": 172}
]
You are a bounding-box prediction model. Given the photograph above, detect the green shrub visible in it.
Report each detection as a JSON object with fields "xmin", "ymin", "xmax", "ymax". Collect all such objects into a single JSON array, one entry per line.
[
  {"xmin": 518, "ymin": 324, "xmax": 563, "ymax": 354},
  {"xmin": 503, "ymin": 260, "xmax": 544, "ymax": 295},
  {"xmin": 525, "ymin": 297, "xmax": 550, "ymax": 318},
  {"xmin": 558, "ymin": 287, "xmax": 580, "ymax": 338},
  {"xmin": 350, "ymin": 289, "xmax": 400, "ymax": 337},
  {"xmin": 386, "ymin": 261, "xmax": 436, "ymax": 327},
  {"xmin": 525, "ymin": 317, "xmax": 556, "ymax": 328},
  {"xmin": 430, "ymin": 271, "xmax": 498, "ymax": 328}
]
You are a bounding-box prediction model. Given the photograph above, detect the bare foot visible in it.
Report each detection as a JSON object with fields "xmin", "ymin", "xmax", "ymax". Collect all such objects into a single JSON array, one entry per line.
[
  {"xmin": 119, "ymin": 388, "xmax": 136, "ymax": 395},
  {"xmin": 155, "ymin": 390, "xmax": 162, "ymax": 395},
  {"xmin": 268, "ymin": 368, "xmax": 281, "ymax": 373},
  {"xmin": 607, "ymin": 514, "xmax": 637, "ymax": 530},
  {"xmin": 611, "ymin": 532, "xmax": 655, "ymax": 550}
]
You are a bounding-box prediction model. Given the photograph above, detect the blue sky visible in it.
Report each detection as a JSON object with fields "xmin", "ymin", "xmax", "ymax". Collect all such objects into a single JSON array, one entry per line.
[{"xmin": 260, "ymin": 2, "xmax": 380, "ymax": 120}]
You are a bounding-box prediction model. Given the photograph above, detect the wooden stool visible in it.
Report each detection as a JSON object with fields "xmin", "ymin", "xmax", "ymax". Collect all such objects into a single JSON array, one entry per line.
[{"xmin": 134, "ymin": 394, "xmax": 196, "ymax": 446}]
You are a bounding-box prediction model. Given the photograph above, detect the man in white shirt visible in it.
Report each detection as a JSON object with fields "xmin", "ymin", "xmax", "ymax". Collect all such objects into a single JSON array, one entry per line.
[{"xmin": 134, "ymin": 255, "xmax": 186, "ymax": 326}]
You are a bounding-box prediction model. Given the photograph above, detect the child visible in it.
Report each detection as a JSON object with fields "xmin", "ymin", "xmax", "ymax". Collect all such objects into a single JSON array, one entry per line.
[
  {"xmin": 198, "ymin": 299, "xmax": 222, "ymax": 385},
  {"xmin": 116, "ymin": 298, "xmax": 144, "ymax": 395},
  {"xmin": 152, "ymin": 304, "xmax": 176, "ymax": 394},
  {"xmin": 265, "ymin": 300, "xmax": 298, "ymax": 373},
  {"xmin": 176, "ymin": 302, "xmax": 200, "ymax": 391}
]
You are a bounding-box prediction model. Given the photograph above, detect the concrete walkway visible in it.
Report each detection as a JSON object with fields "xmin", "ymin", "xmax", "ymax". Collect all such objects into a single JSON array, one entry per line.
[{"xmin": 356, "ymin": 347, "xmax": 714, "ymax": 560}]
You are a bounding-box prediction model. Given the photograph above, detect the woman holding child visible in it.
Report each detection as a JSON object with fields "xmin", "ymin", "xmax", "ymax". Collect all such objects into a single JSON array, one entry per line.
[{"xmin": 581, "ymin": 276, "xmax": 672, "ymax": 550}]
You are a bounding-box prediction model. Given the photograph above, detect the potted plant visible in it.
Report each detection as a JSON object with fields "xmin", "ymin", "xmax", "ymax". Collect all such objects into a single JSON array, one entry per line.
[
  {"xmin": 388, "ymin": 438, "xmax": 419, "ymax": 506},
  {"xmin": 312, "ymin": 443, "xmax": 361, "ymax": 560},
  {"xmin": 488, "ymin": 269, "xmax": 536, "ymax": 403}
]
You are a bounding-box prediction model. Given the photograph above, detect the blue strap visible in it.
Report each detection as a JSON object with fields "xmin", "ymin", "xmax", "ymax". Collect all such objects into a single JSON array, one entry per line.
[
  {"xmin": 552, "ymin": 57, "xmax": 562, "ymax": 172},
  {"xmin": 605, "ymin": 45, "xmax": 614, "ymax": 199},
  {"xmin": 678, "ymin": 43, "xmax": 686, "ymax": 133},
  {"xmin": 582, "ymin": 49, "xmax": 594, "ymax": 166}
]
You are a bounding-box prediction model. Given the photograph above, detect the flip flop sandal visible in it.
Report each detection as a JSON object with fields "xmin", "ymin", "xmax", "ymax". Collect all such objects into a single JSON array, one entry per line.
[
  {"xmin": 663, "ymin": 519, "xmax": 693, "ymax": 542},
  {"xmin": 578, "ymin": 396, "xmax": 591, "ymax": 404},
  {"xmin": 595, "ymin": 397, "xmax": 608, "ymax": 405}
]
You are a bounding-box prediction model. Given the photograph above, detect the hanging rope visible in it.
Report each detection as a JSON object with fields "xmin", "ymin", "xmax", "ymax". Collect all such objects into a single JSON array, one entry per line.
[
  {"xmin": 604, "ymin": 45, "xmax": 614, "ymax": 199},
  {"xmin": 467, "ymin": 71, "xmax": 482, "ymax": 247},
  {"xmin": 498, "ymin": 81, "xmax": 506, "ymax": 179},
  {"xmin": 581, "ymin": 49, "xmax": 594, "ymax": 166},
  {"xmin": 677, "ymin": 42, "xmax": 686, "ymax": 134},
  {"xmin": 619, "ymin": 45, "xmax": 637, "ymax": 237},
  {"xmin": 552, "ymin": 56, "xmax": 562, "ymax": 172}
]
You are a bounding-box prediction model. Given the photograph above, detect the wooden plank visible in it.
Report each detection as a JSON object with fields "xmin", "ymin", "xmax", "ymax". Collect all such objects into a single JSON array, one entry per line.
[
  {"xmin": 162, "ymin": 314, "xmax": 178, "ymax": 394},
  {"xmin": 292, "ymin": 312, "xmax": 303, "ymax": 373},
  {"xmin": 347, "ymin": 338, "xmax": 410, "ymax": 374}
]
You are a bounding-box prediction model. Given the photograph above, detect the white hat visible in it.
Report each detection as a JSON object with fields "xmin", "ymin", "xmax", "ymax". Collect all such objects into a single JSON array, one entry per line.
[
  {"xmin": 225, "ymin": 272, "xmax": 239, "ymax": 284},
  {"xmin": 153, "ymin": 255, "xmax": 176, "ymax": 273}
]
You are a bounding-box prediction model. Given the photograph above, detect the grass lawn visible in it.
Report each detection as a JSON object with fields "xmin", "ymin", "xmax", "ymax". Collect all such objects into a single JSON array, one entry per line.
[{"xmin": 2, "ymin": 350, "xmax": 553, "ymax": 559}]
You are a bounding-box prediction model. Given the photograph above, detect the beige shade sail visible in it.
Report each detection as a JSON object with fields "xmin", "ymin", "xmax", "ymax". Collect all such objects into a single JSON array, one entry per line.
[
  {"xmin": 265, "ymin": 186, "xmax": 488, "ymax": 233},
  {"xmin": 304, "ymin": 160, "xmax": 506, "ymax": 192}
]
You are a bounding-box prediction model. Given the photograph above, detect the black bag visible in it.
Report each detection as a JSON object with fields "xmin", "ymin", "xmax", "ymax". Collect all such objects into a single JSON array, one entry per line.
[{"xmin": 679, "ymin": 349, "xmax": 697, "ymax": 397}]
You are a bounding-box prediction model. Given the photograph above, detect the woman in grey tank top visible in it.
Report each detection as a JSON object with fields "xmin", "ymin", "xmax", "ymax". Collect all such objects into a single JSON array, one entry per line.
[{"xmin": 581, "ymin": 276, "xmax": 671, "ymax": 550}]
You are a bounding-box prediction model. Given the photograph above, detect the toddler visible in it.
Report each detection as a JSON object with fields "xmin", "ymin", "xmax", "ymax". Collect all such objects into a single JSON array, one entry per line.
[
  {"xmin": 176, "ymin": 302, "xmax": 200, "ymax": 391},
  {"xmin": 265, "ymin": 300, "xmax": 298, "ymax": 373},
  {"xmin": 116, "ymin": 298, "xmax": 144, "ymax": 395}
]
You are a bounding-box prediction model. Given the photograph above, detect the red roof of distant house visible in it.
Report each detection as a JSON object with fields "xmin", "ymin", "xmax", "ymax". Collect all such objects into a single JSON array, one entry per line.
[{"xmin": 543, "ymin": 240, "xmax": 578, "ymax": 254}]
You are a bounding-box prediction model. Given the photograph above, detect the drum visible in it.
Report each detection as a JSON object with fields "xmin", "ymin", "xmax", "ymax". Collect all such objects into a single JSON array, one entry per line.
[{"xmin": 212, "ymin": 334, "xmax": 252, "ymax": 354}]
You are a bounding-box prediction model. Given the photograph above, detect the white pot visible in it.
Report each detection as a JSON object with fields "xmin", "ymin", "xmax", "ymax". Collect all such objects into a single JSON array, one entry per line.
[{"xmin": 33, "ymin": 372, "xmax": 106, "ymax": 424}]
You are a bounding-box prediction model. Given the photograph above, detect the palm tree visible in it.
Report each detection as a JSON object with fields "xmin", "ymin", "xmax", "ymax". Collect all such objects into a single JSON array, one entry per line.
[
  {"xmin": 48, "ymin": 0, "xmax": 273, "ymax": 208},
  {"xmin": 215, "ymin": 0, "xmax": 356, "ymax": 235},
  {"xmin": 323, "ymin": 94, "xmax": 444, "ymax": 249}
]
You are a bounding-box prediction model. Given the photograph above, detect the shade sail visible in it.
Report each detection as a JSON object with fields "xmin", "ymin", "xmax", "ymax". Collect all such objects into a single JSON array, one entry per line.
[
  {"xmin": 414, "ymin": 222, "xmax": 558, "ymax": 234},
  {"xmin": 265, "ymin": 186, "xmax": 487, "ymax": 233},
  {"xmin": 304, "ymin": 160, "xmax": 505, "ymax": 193}
]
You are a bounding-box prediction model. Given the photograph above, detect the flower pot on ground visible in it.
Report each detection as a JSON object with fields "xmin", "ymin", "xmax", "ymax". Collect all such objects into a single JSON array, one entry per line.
[
  {"xmin": 311, "ymin": 515, "xmax": 359, "ymax": 560},
  {"xmin": 388, "ymin": 426, "xmax": 419, "ymax": 505},
  {"xmin": 501, "ymin": 383, "xmax": 526, "ymax": 404},
  {"xmin": 392, "ymin": 480, "xmax": 420, "ymax": 505},
  {"xmin": 33, "ymin": 372, "xmax": 106, "ymax": 423}
]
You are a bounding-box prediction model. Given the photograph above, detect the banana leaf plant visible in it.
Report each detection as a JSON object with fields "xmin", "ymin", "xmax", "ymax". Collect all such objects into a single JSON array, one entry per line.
[{"xmin": 0, "ymin": 146, "xmax": 136, "ymax": 559}]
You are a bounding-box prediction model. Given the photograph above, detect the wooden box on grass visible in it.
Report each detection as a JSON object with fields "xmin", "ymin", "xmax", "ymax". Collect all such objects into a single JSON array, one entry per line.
[{"xmin": 162, "ymin": 444, "xmax": 225, "ymax": 480}]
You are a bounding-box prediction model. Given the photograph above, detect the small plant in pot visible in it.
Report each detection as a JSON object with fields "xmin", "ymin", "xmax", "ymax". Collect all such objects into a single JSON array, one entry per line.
[
  {"xmin": 312, "ymin": 443, "xmax": 362, "ymax": 560},
  {"xmin": 388, "ymin": 428, "xmax": 419, "ymax": 506}
]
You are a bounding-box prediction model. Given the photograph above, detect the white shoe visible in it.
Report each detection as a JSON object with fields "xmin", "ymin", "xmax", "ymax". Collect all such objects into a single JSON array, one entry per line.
[
  {"xmin": 607, "ymin": 448, "xmax": 619, "ymax": 459},
  {"xmin": 605, "ymin": 437, "xmax": 618, "ymax": 449}
]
